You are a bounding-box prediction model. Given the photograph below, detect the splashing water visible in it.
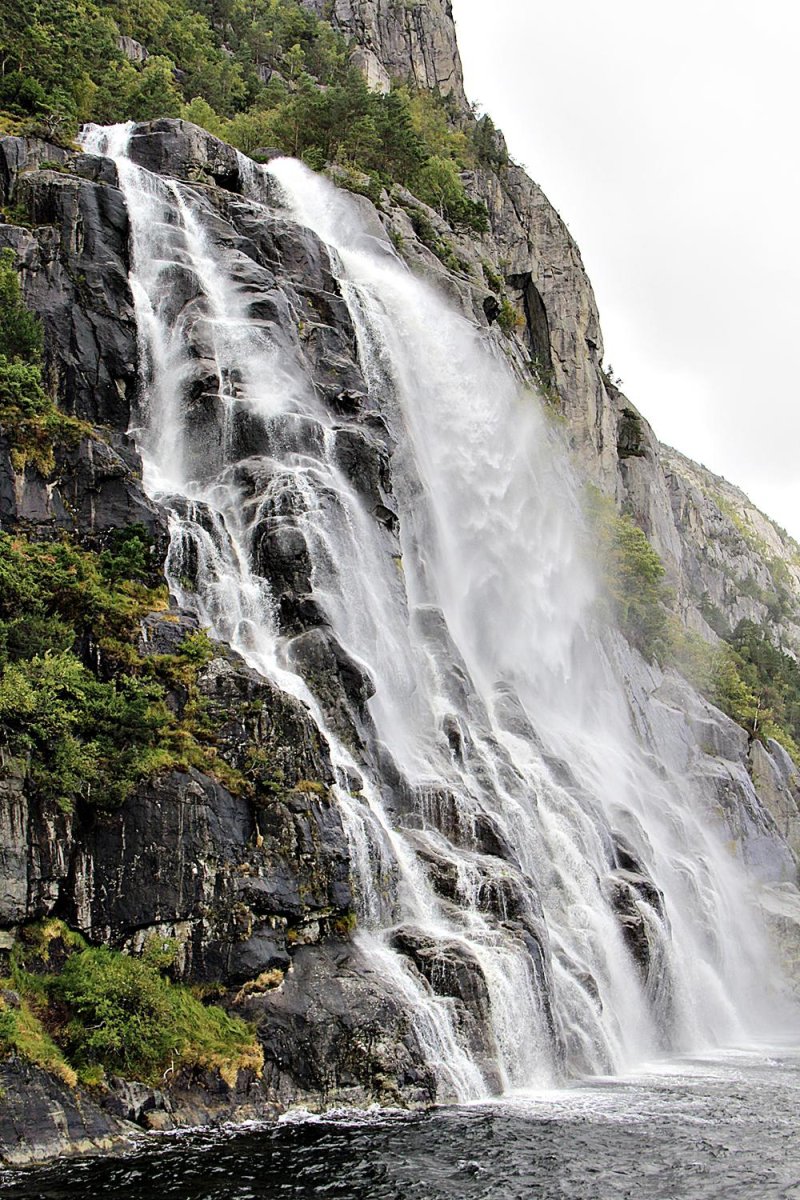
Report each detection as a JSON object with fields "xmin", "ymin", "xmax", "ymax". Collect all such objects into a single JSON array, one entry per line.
[{"xmin": 80, "ymin": 122, "xmax": 795, "ymax": 1101}]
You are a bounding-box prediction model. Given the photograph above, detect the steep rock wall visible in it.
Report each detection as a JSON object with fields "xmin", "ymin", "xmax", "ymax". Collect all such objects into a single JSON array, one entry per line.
[
  {"xmin": 302, "ymin": 0, "xmax": 467, "ymax": 104},
  {"xmin": 324, "ymin": 1, "xmax": 800, "ymax": 649}
]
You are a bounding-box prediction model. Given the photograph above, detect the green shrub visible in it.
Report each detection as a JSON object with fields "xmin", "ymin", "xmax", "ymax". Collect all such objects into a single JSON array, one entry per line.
[
  {"xmin": 1, "ymin": 1, "xmax": 495, "ymax": 233},
  {"xmin": 98, "ymin": 524, "xmax": 154, "ymax": 584},
  {"xmin": 0, "ymin": 249, "xmax": 43, "ymax": 360},
  {"xmin": 404, "ymin": 204, "xmax": 462, "ymax": 271},
  {"xmin": 470, "ymin": 113, "xmax": 508, "ymax": 168},
  {"xmin": 55, "ymin": 948, "xmax": 175, "ymax": 1076},
  {"xmin": 0, "ymin": 651, "xmax": 173, "ymax": 809},
  {"xmin": 412, "ymin": 154, "xmax": 488, "ymax": 231},
  {"xmin": 585, "ymin": 486, "xmax": 671, "ymax": 662},
  {"xmin": 0, "ymin": 530, "xmax": 247, "ymax": 809},
  {"xmin": 482, "ymin": 260, "xmax": 504, "ymax": 295},
  {"xmin": 0, "ymin": 986, "xmax": 77, "ymax": 1086},
  {"xmin": 51, "ymin": 945, "xmax": 261, "ymax": 1083},
  {"xmin": 497, "ymin": 297, "xmax": 522, "ymax": 335},
  {"xmin": 3, "ymin": 922, "xmax": 263, "ymax": 1087}
]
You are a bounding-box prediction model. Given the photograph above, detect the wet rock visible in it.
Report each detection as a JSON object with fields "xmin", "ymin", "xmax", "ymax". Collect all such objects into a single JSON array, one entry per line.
[
  {"xmin": 243, "ymin": 941, "xmax": 439, "ymax": 1106},
  {"xmin": 0, "ymin": 1059, "xmax": 131, "ymax": 1167},
  {"xmin": 251, "ymin": 146, "xmax": 284, "ymax": 163},
  {"xmin": 286, "ymin": 625, "xmax": 376, "ymax": 749},
  {"xmin": 604, "ymin": 868, "xmax": 665, "ymax": 975},
  {"xmin": 67, "ymin": 153, "xmax": 120, "ymax": 187},
  {"xmin": 127, "ymin": 120, "xmax": 243, "ymax": 193},
  {"xmin": 0, "ymin": 169, "xmax": 137, "ymax": 430},
  {"xmin": 330, "ymin": 424, "xmax": 392, "ymax": 510},
  {"xmin": 483, "ymin": 294, "xmax": 501, "ymax": 324},
  {"xmin": 0, "ymin": 434, "xmax": 165, "ymax": 550},
  {"xmin": 253, "ymin": 520, "xmax": 314, "ymax": 604},
  {"xmin": 138, "ymin": 611, "xmax": 200, "ymax": 657},
  {"xmin": 103, "ymin": 1078, "xmax": 173, "ymax": 1127},
  {"xmin": 59, "ymin": 758, "xmax": 351, "ymax": 983}
]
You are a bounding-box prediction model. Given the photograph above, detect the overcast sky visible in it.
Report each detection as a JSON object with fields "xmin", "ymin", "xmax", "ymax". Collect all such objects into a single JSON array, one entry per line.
[{"xmin": 450, "ymin": 0, "xmax": 800, "ymax": 541}]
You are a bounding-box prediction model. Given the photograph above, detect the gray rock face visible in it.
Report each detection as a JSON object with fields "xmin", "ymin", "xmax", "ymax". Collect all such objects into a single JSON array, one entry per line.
[
  {"xmin": 750, "ymin": 739, "xmax": 800, "ymax": 860},
  {"xmin": 0, "ymin": 167, "xmax": 137, "ymax": 430},
  {"xmin": 476, "ymin": 161, "xmax": 619, "ymax": 483},
  {"xmin": 0, "ymin": 431, "xmax": 167, "ymax": 550},
  {"xmin": 117, "ymin": 35, "xmax": 148, "ymax": 63},
  {"xmin": 0, "ymin": 1059, "xmax": 132, "ymax": 1166},
  {"xmin": 242, "ymin": 941, "xmax": 439, "ymax": 1107},
  {"xmin": 316, "ymin": 0, "xmax": 800, "ymax": 655},
  {"xmin": 302, "ymin": 0, "xmax": 466, "ymax": 104},
  {"xmin": 660, "ymin": 448, "xmax": 800, "ymax": 642},
  {"xmin": 127, "ymin": 120, "xmax": 244, "ymax": 191}
]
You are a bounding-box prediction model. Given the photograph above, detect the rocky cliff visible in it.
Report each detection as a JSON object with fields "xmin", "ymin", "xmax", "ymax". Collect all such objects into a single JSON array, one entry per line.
[
  {"xmin": 307, "ymin": 0, "xmax": 800, "ymax": 649},
  {"xmin": 0, "ymin": 0, "xmax": 799, "ymax": 1168}
]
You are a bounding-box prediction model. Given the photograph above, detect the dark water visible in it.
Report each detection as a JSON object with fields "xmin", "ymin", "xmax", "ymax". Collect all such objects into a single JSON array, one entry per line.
[{"xmin": 3, "ymin": 1050, "xmax": 800, "ymax": 1200}]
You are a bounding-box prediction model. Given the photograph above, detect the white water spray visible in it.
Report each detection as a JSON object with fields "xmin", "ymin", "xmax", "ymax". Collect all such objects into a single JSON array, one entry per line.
[{"xmin": 81, "ymin": 123, "xmax": 793, "ymax": 1100}]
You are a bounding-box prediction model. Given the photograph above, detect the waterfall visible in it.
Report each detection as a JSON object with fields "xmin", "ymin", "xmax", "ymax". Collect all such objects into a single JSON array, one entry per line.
[{"xmin": 80, "ymin": 122, "xmax": 791, "ymax": 1101}]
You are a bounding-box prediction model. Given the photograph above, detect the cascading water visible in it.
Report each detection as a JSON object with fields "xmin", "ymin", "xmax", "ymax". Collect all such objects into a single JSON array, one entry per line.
[{"xmin": 80, "ymin": 121, "xmax": 793, "ymax": 1101}]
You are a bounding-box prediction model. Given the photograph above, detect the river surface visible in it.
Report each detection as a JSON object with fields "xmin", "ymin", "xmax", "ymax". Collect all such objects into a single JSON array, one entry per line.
[{"xmin": 3, "ymin": 1048, "xmax": 799, "ymax": 1199}]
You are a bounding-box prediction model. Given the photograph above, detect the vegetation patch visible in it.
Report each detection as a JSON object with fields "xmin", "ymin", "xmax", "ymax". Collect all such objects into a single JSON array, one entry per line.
[
  {"xmin": 1, "ymin": 0, "xmax": 492, "ymax": 234},
  {"xmin": 401, "ymin": 202, "xmax": 462, "ymax": 272},
  {"xmin": 584, "ymin": 485, "xmax": 671, "ymax": 663},
  {"xmin": 586, "ymin": 487, "xmax": 800, "ymax": 763},
  {"xmin": 496, "ymin": 296, "xmax": 523, "ymax": 336},
  {"xmin": 2, "ymin": 921, "xmax": 262, "ymax": 1087},
  {"xmin": 0, "ymin": 526, "xmax": 246, "ymax": 810}
]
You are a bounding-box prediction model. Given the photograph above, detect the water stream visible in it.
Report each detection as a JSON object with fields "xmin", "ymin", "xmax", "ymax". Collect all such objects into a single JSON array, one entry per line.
[{"xmin": 78, "ymin": 122, "xmax": 794, "ymax": 1100}]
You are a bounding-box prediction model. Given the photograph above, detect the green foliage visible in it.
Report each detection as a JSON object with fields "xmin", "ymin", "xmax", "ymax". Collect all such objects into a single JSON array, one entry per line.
[
  {"xmin": 0, "ymin": 652, "xmax": 171, "ymax": 809},
  {"xmin": 470, "ymin": 112, "xmax": 508, "ymax": 169},
  {"xmin": 412, "ymin": 154, "xmax": 488, "ymax": 232},
  {"xmin": 481, "ymin": 260, "xmax": 503, "ymax": 295},
  {"xmin": 181, "ymin": 94, "xmax": 227, "ymax": 138},
  {"xmin": 0, "ymin": 249, "xmax": 43, "ymax": 359},
  {"xmin": 0, "ymin": 985, "xmax": 77, "ymax": 1086},
  {"xmin": 403, "ymin": 203, "xmax": 461, "ymax": 271},
  {"xmin": 328, "ymin": 164, "xmax": 382, "ymax": 205},
  {"xmin": 98, "ymin": 523, "xmax": 154, "ymax": 583},
  {"xmin": 671, "ymin": 609, "xmax": 800, "ymax": 762},
  {"xmin": 1, "ymin": 0, "xmax": 490, "ymax": 234},
  {"xmin": 723, "ymin": 620, "xmax": 800, "ymax": 756},
  {"xmin": 52, "ymin": 948, "xmax": 175, "ymax": 1076},
  {"xmin": 3, "ymin": 921, "xmax": 262, "ymax": 1086},
  {"xmin": 406, "ymin": 88, "xmax": 468, "ymax": 163},
  {"xmin": 497, "ymin": 296, "xmax": 522, "ymax": 335},
  {"xmin": 125, "ymin": 54, "xmax": 184, "ymax": 120},
  {"xmin": 585, "ymin": 486, "xmax": 671, "ymax": 662},
  {"xmin": 0, "ymin": 530, "xmax": 155, "ymax": 666},
  {"xmin": 0, "ymin": 530, "xmax": 245, "ymax": 809}
]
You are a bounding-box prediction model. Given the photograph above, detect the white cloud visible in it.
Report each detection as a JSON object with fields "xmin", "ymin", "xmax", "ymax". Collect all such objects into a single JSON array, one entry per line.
[{"xmin": 451, "ymin": 0, "xmax": 800, "ymax": 539}]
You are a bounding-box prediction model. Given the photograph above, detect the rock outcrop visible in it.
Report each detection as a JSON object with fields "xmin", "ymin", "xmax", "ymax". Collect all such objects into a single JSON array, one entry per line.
[
  {"xmin": 318, "ymin": 0, "xmax": 800, "ymax": 651},
  {"xmin": 303, "ymin": 0, "xmax": 467, "ymax": 104}
]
